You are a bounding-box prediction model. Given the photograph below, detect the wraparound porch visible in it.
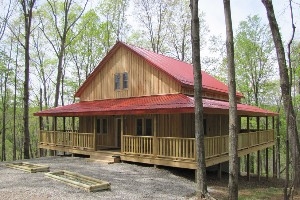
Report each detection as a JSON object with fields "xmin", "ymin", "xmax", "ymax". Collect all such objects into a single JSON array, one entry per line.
[{"xmin": 39, "ymin": 129, "xmax": 274, "ymax": 169}]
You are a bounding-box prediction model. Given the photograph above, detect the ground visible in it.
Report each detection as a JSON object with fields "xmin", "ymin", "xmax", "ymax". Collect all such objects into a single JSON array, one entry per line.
[{"xmin": 0, "ymin": 156, "xmax": 293, "ymax": 199}]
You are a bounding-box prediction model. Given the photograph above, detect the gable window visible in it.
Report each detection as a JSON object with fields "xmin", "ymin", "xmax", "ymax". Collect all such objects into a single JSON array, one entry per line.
[
  {"xmin": 96, "ymin": 118, "xmax": 108, "ymax": 134},
  {"xmin": 114, "ymin": 73, "xmax": 121, "ymax": 90},
  {"xmin": 123, "ymin": 72, "xmax": 128, "ymax": 89}
]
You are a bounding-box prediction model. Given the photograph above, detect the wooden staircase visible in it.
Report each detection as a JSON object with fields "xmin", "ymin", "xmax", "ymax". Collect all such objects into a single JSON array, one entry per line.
[{"xmin": 89, "ymin": 150, "xmax": 121, "ymax": 164}]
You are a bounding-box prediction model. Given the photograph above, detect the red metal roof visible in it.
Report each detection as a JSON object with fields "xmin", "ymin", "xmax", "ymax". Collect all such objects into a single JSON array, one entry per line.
[
  {"xmin": 34, "ymin": 94, "xmax": 277, "ymax": 117},
  {"xmin": 75, "ymin": 42, "xmax": 243, "ymax": 98}
]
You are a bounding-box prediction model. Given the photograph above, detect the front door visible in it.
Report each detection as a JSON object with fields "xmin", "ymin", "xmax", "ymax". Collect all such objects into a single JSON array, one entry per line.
[{"xmin": 115, "ymin": 118, "xmax": 121, "ymax": 148}]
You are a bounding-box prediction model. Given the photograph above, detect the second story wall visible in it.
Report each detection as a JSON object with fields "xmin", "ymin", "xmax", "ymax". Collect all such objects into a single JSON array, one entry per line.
[{"xmin": 79, "ymin": 46, "xmax": 181, "ymax": 101}]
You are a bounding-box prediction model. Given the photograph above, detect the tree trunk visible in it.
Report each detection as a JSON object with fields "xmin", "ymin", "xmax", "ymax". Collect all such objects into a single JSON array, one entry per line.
[
  {"xmin": 223, "ymin": 0, "xmax": 239, "ymax": 199},
  {"xmin": 190, "ymin": 0, "xmax": 208, "ymax": 198},
  {"xmin": 262, "ymin": 0, "xmax": 300, "ymax": 188},
  {"xmin": 21, "ymin": 0, "xmax": 36, "ymax": 159}
]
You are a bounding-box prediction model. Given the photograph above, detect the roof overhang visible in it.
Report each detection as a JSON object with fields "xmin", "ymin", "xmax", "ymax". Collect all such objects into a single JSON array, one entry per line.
[{"xmin": 34, "ymin": 94, "xmax": 278, "ymax": 117}]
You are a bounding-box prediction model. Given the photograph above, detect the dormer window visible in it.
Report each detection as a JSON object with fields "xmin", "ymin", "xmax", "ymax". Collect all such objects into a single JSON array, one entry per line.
[
  {"xmin": 123, "ymin": 72, "xmax": 128, "ymax": 89},
  {"xmin": 114, "ymin": 73, "xmax": 121, "ymax": 90}
]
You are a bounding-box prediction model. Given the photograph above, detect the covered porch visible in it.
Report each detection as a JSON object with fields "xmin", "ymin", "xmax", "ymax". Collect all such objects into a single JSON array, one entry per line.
[
  {"xmin": 38, "ymin": 127, "xmax": 274, "ymax": 168},
  {"xmin": 35, "ymin": 94, "xmax": 277, "ymax": 169}
]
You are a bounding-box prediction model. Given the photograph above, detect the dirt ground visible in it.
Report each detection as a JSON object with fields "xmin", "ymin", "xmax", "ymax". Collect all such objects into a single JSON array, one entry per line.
[
  {"xmin": 0, "ymin": 156, "xmax": 296, "ymax": 199},
  {"xmin": 167, "ymin": 167, "xmax": 290, "ymax": 199}
]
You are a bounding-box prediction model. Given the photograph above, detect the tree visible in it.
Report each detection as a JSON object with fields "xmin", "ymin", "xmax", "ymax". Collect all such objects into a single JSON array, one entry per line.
[
  {"xmin": 99, "ymin": 0, "xmax": 129, "ymax": 52},
  {"xmin": 234, "ymin": 15, "xmax": 275, "ymax": 106},
  {"xmin": 223, "ymin": 0, "xmax": 238, "ymax": 199},
  {"xmin": 39, "ymin": 0, "xmax": 87, "ymax": 107},
  {"xmin": 262, "ymin": 0, "xmax": 300, "ymax": 191},
  {"xmin": 134, "ymin": 0, "xmax": 171, "ymax": 53},
  {"xmin": 20, "ymin": 0, "xmax": 36, "ymax": 159},
  {"xmin": 190, "ymin": 0, "xmax": 208, "ymax": 198}
]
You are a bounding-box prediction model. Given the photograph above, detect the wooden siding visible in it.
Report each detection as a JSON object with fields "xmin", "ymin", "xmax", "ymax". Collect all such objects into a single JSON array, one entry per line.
[
  {"xmin": 79, "ymin": 116, "xmax": 116, "ymax": 148},
  {"xmin": 79, "ymin": 46, "xmax": 181, "ymax": 101}
]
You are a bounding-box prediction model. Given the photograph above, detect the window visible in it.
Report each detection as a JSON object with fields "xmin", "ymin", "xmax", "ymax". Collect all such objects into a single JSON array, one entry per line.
[
  {"xmin": 203, "ymin": 119, "xmax": 207, "ymax": 135},
  {"xmin": 114, "ymin": 73, "xmax": 121, "ymax": 90},
  {"xmin": 102, "ymin": 118, "xmax": 108, "ymax": 134},
  {"xmin": 136, "ymin": 119, "xmax": 143, "ymax": 136},
  {"xmin": 123, "ymin": 72, "xmax": 128, "ymax": 89},
  {"xmin": 96, "ymin": 119, "xmax": 101, "ymax": 134},
  {"xmin": 136, "ymin": 118, "xmax": 153, "ymax": 136},
  {"xmin": 145, "ymin": 119, "xmax": 152, "ymax": 136},
  {"xmin": 96, "ymin": 118, "xmax": 108, "ymax": 134}
]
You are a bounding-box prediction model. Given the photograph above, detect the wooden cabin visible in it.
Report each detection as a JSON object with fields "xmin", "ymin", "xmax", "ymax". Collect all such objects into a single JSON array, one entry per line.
[{"xmin": 34, "ymin": 41, "xmax": 276, "ymax": 172}]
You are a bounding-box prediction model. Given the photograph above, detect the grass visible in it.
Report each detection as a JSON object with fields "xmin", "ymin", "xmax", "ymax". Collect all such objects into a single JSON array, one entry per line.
[{"xmin": 238, "ymin": 187, "xmax": 283, "ymax": 200}]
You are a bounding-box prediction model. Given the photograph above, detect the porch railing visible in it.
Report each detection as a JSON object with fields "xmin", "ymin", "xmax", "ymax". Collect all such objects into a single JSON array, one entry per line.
[
  {"xmin": 123, "ymin": 135, "xmax": 153, "ymax": 155},
  {"xmin": 39, "ymin": 130, "xmax": 94, "ymax": 150},
  {"xmin": 157, "ymin": 137, "xmax": 195, "ymax": 159},
  {"xmin": 122, "ymin": 129, "xmax": 274, "ymax": 160}
]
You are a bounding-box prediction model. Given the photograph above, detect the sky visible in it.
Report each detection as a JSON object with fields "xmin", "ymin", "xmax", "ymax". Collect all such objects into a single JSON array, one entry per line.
[{"xmin": 199, "ymin": 0, "xmax": 300, "ymax": 44}]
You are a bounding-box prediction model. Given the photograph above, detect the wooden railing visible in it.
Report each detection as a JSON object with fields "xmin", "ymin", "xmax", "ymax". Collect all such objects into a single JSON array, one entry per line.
[
  {"xmin": 157, "ymin": 137, "xmax": 195, "ymax": 159},
  {"xmin": 123, "ymin": 135, "xmax": 153, "ymax": 155},
  {"xmin": 122, "ymin": 130, "xmax": 274, "ymax": 160},
  {"xmin": 205, "ymin": 135, "xmax": 229, "ymax": 158},
  {"xmin": 39, "ymin": 130, "xmax": 94, "ymax": 150}
]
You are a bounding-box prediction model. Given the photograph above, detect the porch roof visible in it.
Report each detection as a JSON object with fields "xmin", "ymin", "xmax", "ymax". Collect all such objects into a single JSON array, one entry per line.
[{"xmin": 34, "ymin": 94, "xmax": 277, "ymax": 117}]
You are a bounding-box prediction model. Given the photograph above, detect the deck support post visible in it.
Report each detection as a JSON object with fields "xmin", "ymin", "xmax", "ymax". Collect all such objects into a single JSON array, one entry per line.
[
  {"xmin": 247, "ymin": 153, "xmax": 250, "ymax": 181},
  {"xmin": 265, "ymin": 116, "xmax": 269, "ymax": 180},
  {"xmin": 218, "ymin": 163, "xmax": 222, "ymax": 180},
  {"xmin": 266, "ymin": 147, "xmax": 269, "ymax": 180},
  {"xmin": 273, "ymin": 145, "xmax": 276, "ymax": 178},
  {"xmin": 257, "ymin": 150, "xmax": 261, "ymax": 181}
]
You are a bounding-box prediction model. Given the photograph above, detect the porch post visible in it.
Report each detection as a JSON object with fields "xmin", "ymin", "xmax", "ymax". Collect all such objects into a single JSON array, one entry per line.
[
  {"xmin": 93, "ymin": 116, "xmax": 97, "ymax": 151},
  {"xmin": 121, "ymin": 116, "xmax": 124, "ymax": 153},
  {"xmin": 53, "ymin": 116, "xmax": 57, "ymax": 156},
  {"xmin": 71, "ymin": 116, "xmax": 75, "ymax": 149},
  {"xmin": 63, "ymin": 117, "xmax": 66, "ymax": 149},
  {"xmin": 246, "ymin": 116, "xmax": 250, "ymax": 181},
  {"xmin": 39, "ymin": 116, "xmax": 43, "ymax": 157},
  {"xmin": 247, "ymin": 116, "xmax": 250, "ymax": 148},
  {"xmin": 153, "ymin": 115, "xmax": 157, "ymax": 157}
]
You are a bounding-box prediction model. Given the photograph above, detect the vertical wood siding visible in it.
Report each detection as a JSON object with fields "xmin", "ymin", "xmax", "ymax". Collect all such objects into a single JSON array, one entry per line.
[{"xmin": 79, "ymin": 46, "xmax": 181, "ymax": 101}]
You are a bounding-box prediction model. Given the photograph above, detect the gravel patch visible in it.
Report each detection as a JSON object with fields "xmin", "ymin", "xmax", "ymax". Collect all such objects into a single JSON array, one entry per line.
[{"xmin": 0, "ymin": 157, "xmax": 196, "ymax": 199}]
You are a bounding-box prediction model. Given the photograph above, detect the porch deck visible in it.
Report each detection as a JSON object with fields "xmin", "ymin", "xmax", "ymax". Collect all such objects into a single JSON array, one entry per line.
[{"xmin": 39, "ymin": 130, "xmax": 274, "ymax": 169}]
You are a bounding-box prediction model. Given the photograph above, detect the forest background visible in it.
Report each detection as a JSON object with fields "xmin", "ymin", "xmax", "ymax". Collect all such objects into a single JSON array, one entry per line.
[{"xmin": 0, "ymin": 0, "xmax": 299, "ymax": 181}]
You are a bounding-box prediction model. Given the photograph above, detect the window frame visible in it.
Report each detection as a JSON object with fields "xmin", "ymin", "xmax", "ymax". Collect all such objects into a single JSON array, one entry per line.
[
  {"xmin": 135, "ymin": 118, "xmax": 153, "ymax": 136},
  {"xmin": 123, "ymin": 72, "xmax": 128, "ymax": 89},
  {"xmin": 96, "ymin": 117, "xmax": 108, "ymax": 134},
  {"xmin": 114, "ymin": 73, "xmax": 121, "ymax": 90}
]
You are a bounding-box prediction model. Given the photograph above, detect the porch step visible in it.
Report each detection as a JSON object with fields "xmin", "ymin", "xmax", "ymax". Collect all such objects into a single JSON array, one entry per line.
[{"xmin": 89, "ymin": 153, "xmax": 121, "ymax": 164}]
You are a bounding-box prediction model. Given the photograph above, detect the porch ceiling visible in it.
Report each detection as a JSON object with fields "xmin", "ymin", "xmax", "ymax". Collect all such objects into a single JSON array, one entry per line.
[{"xmin": 34, "ymin": 94, "xmax": 277, "ymax": 117}]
